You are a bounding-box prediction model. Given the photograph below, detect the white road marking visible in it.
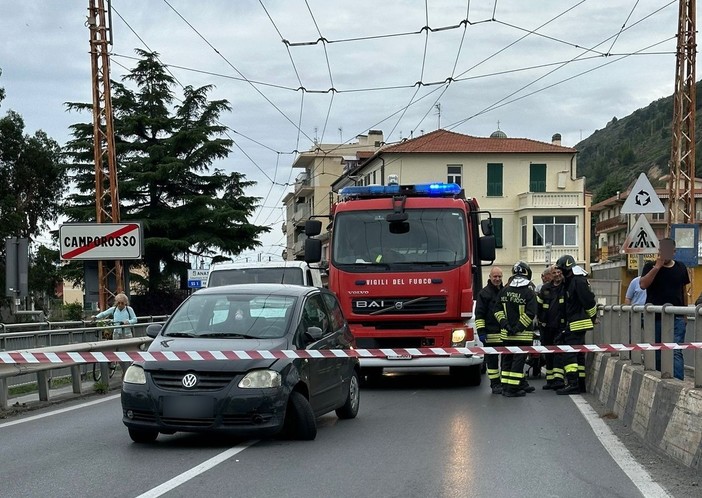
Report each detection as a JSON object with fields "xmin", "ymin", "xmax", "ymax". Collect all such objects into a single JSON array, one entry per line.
[
  {"xmin": 570, "ymin": 396, "xmax": 671, "ymax": 498},
  {"xmin": 0, "ymin": 394, "xmax": 121, "ymax": 429},
  {"xmin": 135, "ymin": 441, "xmax": 257, "ymax": 498}
]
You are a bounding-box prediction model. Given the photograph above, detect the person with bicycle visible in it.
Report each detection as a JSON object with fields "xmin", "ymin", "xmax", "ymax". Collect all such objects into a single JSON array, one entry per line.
[{"xmin": 92, "ymin": 293, "xmax": 137, "ymax": 339}]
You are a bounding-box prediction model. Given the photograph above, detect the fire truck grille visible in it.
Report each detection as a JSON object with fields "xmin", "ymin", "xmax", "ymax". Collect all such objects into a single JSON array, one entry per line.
[{"xmin": 352, "ymin": 297, "xmax": 446, "ymax": 315}]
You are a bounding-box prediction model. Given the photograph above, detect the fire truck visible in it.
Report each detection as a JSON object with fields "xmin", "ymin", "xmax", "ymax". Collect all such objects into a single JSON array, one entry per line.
[{"xmin": 304, "ymin": 182, "xmax": 496, "ymax": 385}]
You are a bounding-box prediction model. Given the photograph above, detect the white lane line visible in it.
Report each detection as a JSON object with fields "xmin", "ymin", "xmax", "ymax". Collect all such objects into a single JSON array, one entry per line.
[
  {"xmin": 0, "ymin": 394, "xmax": 121, "ymax": 429},
  {"xmin": 136, "ymin": 441, "xmax": 257, "ymax": 498},
  {"xmin": 570, "ymin": 396, "xmax": 671, "ymax": 498}
]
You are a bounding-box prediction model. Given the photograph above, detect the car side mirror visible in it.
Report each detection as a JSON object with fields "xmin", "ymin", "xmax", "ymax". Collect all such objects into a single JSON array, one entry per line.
[
  {"xmin": 146, "ymin": 323, "xmax": 163, "ymax": 338},
  {"xmin": 305, "ymin": 326, "xmax": 323, "ymax": 343}
]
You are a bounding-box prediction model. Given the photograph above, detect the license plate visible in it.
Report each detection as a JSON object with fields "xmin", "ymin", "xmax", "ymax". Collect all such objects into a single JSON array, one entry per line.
[
  {"xmin": 162, "ymin": 396, "xmax": 214, "ymax": 418},
  {"xmin": 386, "ymin": 354, "xmax": 412, "ymax": 360}
]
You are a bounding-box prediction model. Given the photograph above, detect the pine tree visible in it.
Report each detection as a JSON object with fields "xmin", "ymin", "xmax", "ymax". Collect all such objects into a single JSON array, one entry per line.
[{"xmin": 64, "ymin": 50, "xmax": 269, "ymax": 292}]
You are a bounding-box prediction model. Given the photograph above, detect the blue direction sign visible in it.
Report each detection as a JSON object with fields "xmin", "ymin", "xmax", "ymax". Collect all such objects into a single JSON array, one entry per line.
[{"xmin": 187, "ymin": 279, "xmax": 202, "ymax": 289}]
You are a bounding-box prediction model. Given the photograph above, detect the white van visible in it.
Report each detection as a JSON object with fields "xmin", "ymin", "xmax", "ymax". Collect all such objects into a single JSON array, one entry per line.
[{"xmin": 206, "ymin": 261, "xmax": 324, "ymax": 288}]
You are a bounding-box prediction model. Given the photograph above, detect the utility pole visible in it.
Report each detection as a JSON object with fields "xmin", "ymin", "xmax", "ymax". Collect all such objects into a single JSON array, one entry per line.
[
  {"xmin": 435, "ymin": 103, "xmax": 441, "ymax": 129},
  {"xmin": 667, "ymin": 0, "xmax": 696, "ymax": 230},
  {"xmin": 88, "ymin": 0, "xmax": 124, "ymax": 310}
]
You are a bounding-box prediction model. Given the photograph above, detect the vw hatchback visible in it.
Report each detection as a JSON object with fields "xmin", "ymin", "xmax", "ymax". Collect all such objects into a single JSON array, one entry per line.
[{"xmin": 121, "ymin": 284, "xmax": 359, "ymax": 442}]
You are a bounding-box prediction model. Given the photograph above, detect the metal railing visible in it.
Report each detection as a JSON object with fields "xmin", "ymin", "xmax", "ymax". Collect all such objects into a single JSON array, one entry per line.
[
  {"xmin": 594, "ymin": 304, "xmax": 702, "ymax": 388},
  {"xmin": 0, "ymin": 316, "xmax": 167, "ymax": 409}
]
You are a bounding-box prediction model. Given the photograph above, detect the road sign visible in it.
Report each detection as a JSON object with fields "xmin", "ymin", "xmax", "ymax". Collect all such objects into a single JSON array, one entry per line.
[
  {"xmin": 670, "ymin": 224, "xmax": 699, "ymax": 268},
  {"xmin": 59, "ymin": 223, "xmax": 143, "ymax": 261},
  {"xmin": 620, "ymin": 173, "xmax": 665, "ymax": 214},
  {"xmin": 621, "ymin": 215, "xmax": 659, "ymax": 254},
  {"xmin": 187, "ymin": 269, "xmax": 209, "ymax": 289}
]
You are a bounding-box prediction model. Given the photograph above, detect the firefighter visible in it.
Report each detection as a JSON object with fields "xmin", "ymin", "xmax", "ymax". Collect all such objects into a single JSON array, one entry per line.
[
  {"xmin": 537, "ymin": 266, "xmax": 566, "ymax": 390},
  {"xmin": 555, "ymin": 254, "xmax": 597, "ymax": 395},
  {"xmin": 494, "ymin": 261, "xmax": 537, "ymax": 397},
  {"xmin": 475, "ymin": 266, "xmax": 504, "ymax": 394}
]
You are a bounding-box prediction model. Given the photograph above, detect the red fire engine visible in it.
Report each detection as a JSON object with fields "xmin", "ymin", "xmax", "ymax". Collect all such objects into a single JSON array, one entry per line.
[{"xmin": 304, "ymin": 182, "xmax": 496, "ymax": 385}]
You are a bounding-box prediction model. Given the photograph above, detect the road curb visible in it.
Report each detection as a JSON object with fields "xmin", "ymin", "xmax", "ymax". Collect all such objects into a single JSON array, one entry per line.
[{"xmin": 588, "ymin": 353, "xmax": 702, "ymax": 470}]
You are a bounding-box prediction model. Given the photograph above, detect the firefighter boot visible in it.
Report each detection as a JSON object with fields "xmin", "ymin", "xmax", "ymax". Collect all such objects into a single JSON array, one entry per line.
[
  {"xmin": 502, "ymin": 386, "xmax": 526, "ymax": 397},
  {"xmin": 556, "ymin": 374, "xmax": 580, "ymax": 395},
  {"xmin": 542, "ymin": 379, "xmax": 556, "ymax": 390},
  {"xmin": 520, "ymin": 380, "xmax": 535, "ymax": 393},
  {"xmin": 579, "ymin": 377, "xmax": 587, "ymax": 393},
  {"xmin": 490, "ymin": 378, "xmax": 503, "ymax": 395}
]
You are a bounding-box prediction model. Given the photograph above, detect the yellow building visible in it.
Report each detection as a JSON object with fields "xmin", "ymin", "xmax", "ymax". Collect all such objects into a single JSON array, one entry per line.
[
  {"xmin": 282, "ymin": 131, "xmax": 384, "ymax": 261},
  {"xmin": 331, "ymin": 129, "xmax": 591, "ymax": 282}
]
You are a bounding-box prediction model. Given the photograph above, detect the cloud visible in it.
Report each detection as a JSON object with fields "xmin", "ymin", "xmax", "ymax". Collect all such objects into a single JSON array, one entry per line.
[{"xmin": 0, "ymin": 0, "xmax": 681, "ymax": 259}]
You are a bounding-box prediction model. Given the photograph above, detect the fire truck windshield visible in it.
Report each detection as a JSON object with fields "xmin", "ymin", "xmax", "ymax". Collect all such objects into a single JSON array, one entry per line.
[{"xmin": 332, "ymin": 209, "xmax": 468, "ymax": 267}]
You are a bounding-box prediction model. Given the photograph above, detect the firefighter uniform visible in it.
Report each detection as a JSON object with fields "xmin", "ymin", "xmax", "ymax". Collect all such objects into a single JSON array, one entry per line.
[
  {"xmin": 475, "ymin": 280, "xmax": 503, "ymax": 394},
  {"xmin": 537, "ymin": 280, "xmax": 566, "ymax": 389},
  {"xmin": 556, "ymin": 256, "xmax": 597, "ymax": 395},
  {"xmin": 494, "ymin": 263, "xmax": 537, "ymax": 397}
]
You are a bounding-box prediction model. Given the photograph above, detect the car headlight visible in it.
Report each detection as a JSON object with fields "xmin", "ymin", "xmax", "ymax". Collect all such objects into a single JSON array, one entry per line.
[
  {"xmin": 238, "ymin": 370, "xmax": 282, "ymax": 389},
  {"xmin": 452, "ymin": 329, "xmax": 467, "ymax": 344},
  {"xmin": 123, "ymin": 365, "xmax": 146, "ymax": 385}
]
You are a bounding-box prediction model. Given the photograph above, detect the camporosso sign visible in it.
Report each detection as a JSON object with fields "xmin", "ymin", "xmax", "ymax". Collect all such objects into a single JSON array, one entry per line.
[{"xmin": 59, "ymin": 223, "xmax": 143, "ymax": 260}]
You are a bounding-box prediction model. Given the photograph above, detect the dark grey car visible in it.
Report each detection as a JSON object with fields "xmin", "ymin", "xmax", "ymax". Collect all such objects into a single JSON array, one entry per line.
[{"xmin": 121, "ymin": 284, "xmax": 359, "ymax": 442}]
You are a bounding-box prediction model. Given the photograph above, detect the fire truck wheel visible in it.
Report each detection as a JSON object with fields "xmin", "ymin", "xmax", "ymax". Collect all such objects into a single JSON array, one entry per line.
[{"xmin": 449, "ymin": 365, "xmax": 482, "ymax": 386}]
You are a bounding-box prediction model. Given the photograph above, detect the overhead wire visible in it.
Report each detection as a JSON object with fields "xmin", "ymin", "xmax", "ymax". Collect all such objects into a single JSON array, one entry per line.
[{"xmin": 606, "ymin": 0, "xmax": 641, "ymax": 55}]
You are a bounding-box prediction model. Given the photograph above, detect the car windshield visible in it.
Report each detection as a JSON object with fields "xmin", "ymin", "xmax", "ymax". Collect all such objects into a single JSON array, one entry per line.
[
  {"xmin": 164, "ymin": 293, "xmax": 297, "ymax": 339},
  {"xmin": 208, "ymin": 267, "xmax": 304, "ymax": 286},
  {"xmin": 332, "ymin": 208, "xmax": 468, "ymax": 267}
]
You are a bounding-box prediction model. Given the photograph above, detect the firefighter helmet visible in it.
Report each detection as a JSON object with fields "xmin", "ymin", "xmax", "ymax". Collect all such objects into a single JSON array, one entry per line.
[
  {"xmin": 555, "ymin": 254, "xmax": 576, "ymax": 272},
  {"xmin": 512, "ymin": 261, "xmax": 531, "ymax": 278}
]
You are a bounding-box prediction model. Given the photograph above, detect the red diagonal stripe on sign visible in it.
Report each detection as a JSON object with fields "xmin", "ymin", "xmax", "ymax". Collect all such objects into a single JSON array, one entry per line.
[{"xmin": 62, "ymin": 224, "xmax": 139, "ymax": 260}]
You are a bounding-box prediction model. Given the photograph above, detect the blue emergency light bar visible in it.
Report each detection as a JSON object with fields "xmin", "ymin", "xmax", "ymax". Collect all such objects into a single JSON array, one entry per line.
[{"xmin": 339, "ymin": 182, "xmax": 462, "ymax": 198}]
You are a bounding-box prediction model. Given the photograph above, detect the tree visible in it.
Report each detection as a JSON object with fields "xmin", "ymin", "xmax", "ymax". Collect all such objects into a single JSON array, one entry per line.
[
  {"xmin": 64, "ymin": 50, "xmax": 269, "ymax": 292},
  {"xmin": 29, "ymin": 244, "xmax": 63, "ymax": 310}
]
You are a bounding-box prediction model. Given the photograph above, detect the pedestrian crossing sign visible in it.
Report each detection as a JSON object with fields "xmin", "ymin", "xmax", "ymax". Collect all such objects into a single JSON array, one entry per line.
[{"xmin": 621, "ymin": 215, "xmax": 659, "ymax": 254}]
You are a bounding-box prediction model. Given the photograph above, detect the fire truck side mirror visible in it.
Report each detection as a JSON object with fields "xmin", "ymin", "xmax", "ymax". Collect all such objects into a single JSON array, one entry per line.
[
  {"xmin": 479, "ymin": 235, "xmax": 496, "ymax": 262},
  {"xmin": 304, "ymin": 238, "xmax": 322, "ymax": 263},
  {"xmin": 480, "ymin": 219, "xmax": 493, "ymax": 236},
  {"xmin": 305, "ymin": 220, "xmax": 322, "ymax": 236}
]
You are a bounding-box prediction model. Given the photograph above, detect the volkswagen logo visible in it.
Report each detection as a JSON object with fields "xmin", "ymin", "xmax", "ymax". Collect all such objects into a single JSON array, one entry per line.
[{"xmin": 182, "ymin": 373, "xmax": 198, "ymax": 388}]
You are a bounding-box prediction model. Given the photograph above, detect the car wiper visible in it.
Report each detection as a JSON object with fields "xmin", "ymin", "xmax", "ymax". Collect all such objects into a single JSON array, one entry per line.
[
  {"xmin": 395, "ymin": 261, "xmax": 450, "ymax": 266},
  {"xmin": 163, "ymin": 332, "xmax": 197, "ymax": 337},
  {"xmin": 198, "ymin": 333, "xmax": 259, "ymax": 339}
]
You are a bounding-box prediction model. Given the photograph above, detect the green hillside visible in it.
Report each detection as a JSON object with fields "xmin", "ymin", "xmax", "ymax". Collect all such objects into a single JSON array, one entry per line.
[{"xmin": 575, "ymin": 81, "xmax": 702, "ymax": 203}]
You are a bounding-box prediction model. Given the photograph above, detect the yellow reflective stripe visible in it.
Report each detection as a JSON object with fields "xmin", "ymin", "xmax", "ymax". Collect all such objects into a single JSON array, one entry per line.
[
  {"xmin": 486, "ymin": 333, "xmax": 502, "ymax": 343},
  {"xmin": 586, "ymin": 306, "xmax": 597, "ymax": 318},
  {"xmin": 536, "ymin": 296, "xmax": 543, "ymax": 304},
  {"xmin": 565, "ymin": 363, "xmax": 579, "ymax": 373},
  {"xmin": 558, "ymin": 298, "xmax": 564, "ymax": 303},
  {"xmin": 487, "ymin": 369, "xmax": 500, "ymax": 375},
  {"xmin": 579, "ymin": 372, "xmax": 586, "ymax": 378},
  {"xmin": 553, "ymin": 368, "xmax": 564, "ymax": 374},
  {"xmin": 570, "ymin": 319, "xmax": 593, "ymax": 331},
  {"xmin": 475, "ymin": 319, "xmax": 486, "ymax": 328},
  {"xmin": 542, "ymin": 303, "xmax": 550, "ymax": 309},
  {"xmin": 495, "ymin": 311, "xmax": 505, "ymax": 321},
  {"xmin": 488, "ymin": 373, "xmax": 501, "ymax": 380},
  {"xmin": 375, "ymin": 254, "xmax": 383, "ymax": 263},
  {"xmin": 520, "ymin": 314, "xmax": 532, "ymax": 327},
  {"xmin": 553, "ymin": 372, "xmax": 565, "ymax": 379},
  {"xmin": 502, "ymin": 378, "xmax": 521, "ymax": 385}
]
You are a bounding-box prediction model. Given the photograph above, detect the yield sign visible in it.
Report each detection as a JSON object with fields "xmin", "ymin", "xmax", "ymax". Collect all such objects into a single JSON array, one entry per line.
[
  {"xmin": 620, "ymin": 173, "xmax": 665, "ymax": 214},
  {"xmin": 621, "ymin": 216, "xmax": 659, "ymax": 254}
]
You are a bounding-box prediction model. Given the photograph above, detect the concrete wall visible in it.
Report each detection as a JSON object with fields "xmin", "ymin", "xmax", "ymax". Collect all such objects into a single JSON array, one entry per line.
[{"xmin": 588, "ymin": 353, "xmax": 702, "ymax": 470}]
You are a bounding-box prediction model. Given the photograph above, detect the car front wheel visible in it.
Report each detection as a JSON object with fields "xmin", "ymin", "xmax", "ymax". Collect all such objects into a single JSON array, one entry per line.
[
  {"xmin": 336, "ymin": 370, "xmax": 360, "ymax": 420},
  {"xmin": 282, "ymin": 391, "xmax": 317, "ymax": 440}
]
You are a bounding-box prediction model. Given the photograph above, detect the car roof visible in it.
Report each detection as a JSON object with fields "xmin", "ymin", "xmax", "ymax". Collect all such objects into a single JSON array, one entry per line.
[
  {"xmin": 208, "ymin": 261, "xmax": 310, "ymax": 271},
  {"xmin": 193, "ymin": 283, "xmax": 320, "ymax": 298}
]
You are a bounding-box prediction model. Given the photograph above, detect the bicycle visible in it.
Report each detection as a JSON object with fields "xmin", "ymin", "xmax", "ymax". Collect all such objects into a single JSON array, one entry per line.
[{"xmin": 92, "ymin": 319, "xmax": 118, "ymax": 382}]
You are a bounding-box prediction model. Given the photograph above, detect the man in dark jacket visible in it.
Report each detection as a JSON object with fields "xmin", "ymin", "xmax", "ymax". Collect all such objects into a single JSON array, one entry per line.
[
  {"xmin": 555, "ymin": 255, "xmax": 597, "ymax": 395},
  {"xmin": 475, "ymin": 266, "xmax": 504, "ymax": 394},
  {"xmin": 537, "ymin": 266, "xmax": 566, "ymax": 390},
  {"xmin": 494, "ymin": 261, "xmax": 537, "ymax": 397}
]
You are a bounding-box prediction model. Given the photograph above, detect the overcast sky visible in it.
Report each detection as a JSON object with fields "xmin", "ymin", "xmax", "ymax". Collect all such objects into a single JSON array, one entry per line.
[{"xmin": 0, "ymin": 0, "xmax": 681, "ymax": 261}]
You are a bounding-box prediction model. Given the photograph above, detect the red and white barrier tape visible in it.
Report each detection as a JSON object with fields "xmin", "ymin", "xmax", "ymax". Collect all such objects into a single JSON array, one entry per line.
[{"xmin": 1, "ymin": 343, "xmax": 701, "ymax": 364}]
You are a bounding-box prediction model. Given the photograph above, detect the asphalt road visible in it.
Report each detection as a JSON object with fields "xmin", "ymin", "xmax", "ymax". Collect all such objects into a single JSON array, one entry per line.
[{"xmin": 0, "ymin": 369, "xmax": 684, "ymax": 498}]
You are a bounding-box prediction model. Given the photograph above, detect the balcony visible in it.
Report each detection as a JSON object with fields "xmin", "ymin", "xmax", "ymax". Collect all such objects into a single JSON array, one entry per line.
[
  {"xmin": 517, "ymin": 192, "xmax": 582, "ymax": 210},
  {"xmin": 293, "ymin": 238, "xmax": 306, "ymax": 255},
  {"xmin": 281, "ymin": 222, "xmax": 287, "ymax": 234},
  {"xmin": 595, "ymin": 215, "xmax": 626, "ymax": 234},
  {"xmin": 292, "ymin": 204, "xmax": 311, "ymax": 226},
  {"xmin": 597, "ymin": 244, "xmax": 624, "ymax": 262},
  {"xmin": 519, "ymin": 246, "xmax": 581, "ymax": 265},
  {"xmin": 294, "ymin": 172, "xmax": 314, "ymax": 195}
]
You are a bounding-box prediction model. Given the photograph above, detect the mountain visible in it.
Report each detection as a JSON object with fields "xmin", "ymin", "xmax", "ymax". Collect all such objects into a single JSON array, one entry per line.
[{"xmin": 575, "ymin": 81, "xmax": 702, "ymax": 204}]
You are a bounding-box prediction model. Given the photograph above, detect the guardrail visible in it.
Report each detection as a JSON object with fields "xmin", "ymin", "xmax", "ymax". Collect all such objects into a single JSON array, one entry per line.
[
  {"xmin": 594, "ymin": 304, "xmax": 702, "ymax": 388},
  {"xmin": 0, "ymin": 316, "xmax": 167, "ymax": 409}
]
